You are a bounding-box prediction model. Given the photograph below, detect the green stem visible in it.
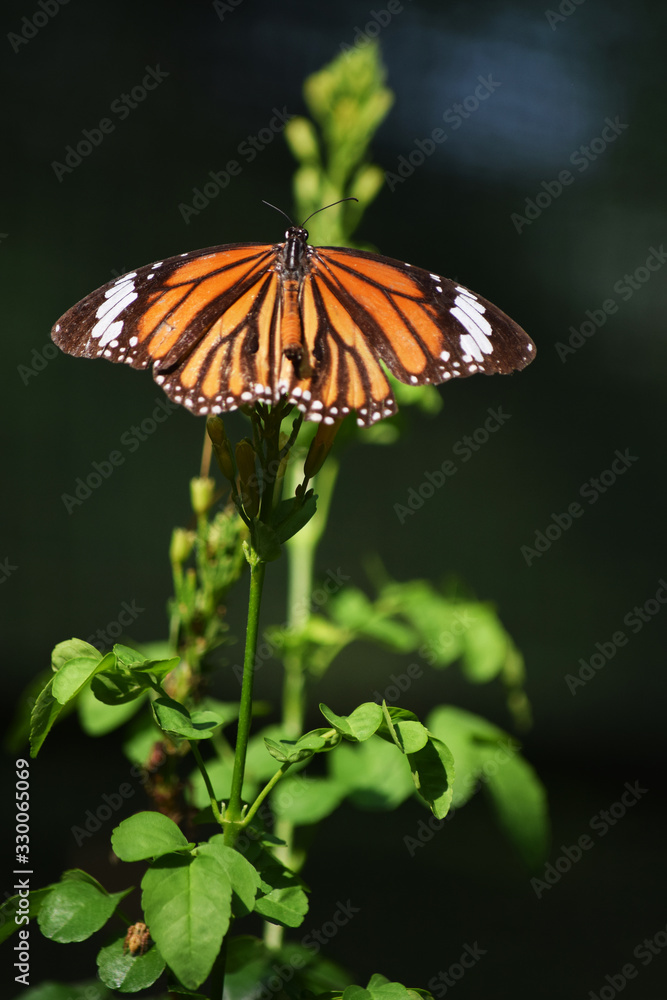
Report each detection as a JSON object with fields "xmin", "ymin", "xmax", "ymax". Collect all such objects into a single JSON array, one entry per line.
[
  {"xmin": 243, "ymin": 762, "xmax": 293, "ymax": 828},
  {"xmin": 191, "ymin": 743, "xmax": 222, "ymax": 825},
  {"xmin": 224, "ymin": 556, "xmax": 266, "ymax": 845}
]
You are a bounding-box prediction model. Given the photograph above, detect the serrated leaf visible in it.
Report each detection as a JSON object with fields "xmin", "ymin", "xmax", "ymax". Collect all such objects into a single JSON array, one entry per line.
[
  {"xmin": 254, "ymin": 885, "xmax": 309, "ymax": 927},
  {"xmin": 37, "ymin": 880, "xmax": 130, "ymax": 943},
  {"xmin": 96, "ymin": 933, "xmax": 165, "ymax": 991},
  {"xmin": 407, "ymin": 736, "xmax": 455, "ymax": 820},
  {"xmin": 319, "ymin": 702, "xmax": 382, "ymax": 741},
  {"xmin": 151, "ymin": 696, "xmax": 223, "ymax": 740},
  {"xmin": 142, "ymin": 852, "xmax": 232, "ymax": 989},
  {"xmin": 201, "ymin": 839, "xmax": 261, "ymax": 917},
  {"xmin": 112, "ymin": 811, "xmax": 191, "ymax": 861}
]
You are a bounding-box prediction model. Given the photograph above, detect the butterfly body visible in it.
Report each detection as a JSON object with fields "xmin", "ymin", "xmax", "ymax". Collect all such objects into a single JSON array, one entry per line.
[{"xmin": 52, "ymin": 227, "xmax": 535, "ymax": 426}]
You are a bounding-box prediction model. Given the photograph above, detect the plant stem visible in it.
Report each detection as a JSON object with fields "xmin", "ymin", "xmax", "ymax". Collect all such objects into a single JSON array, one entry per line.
[
  {"xmin": 191, "ymin": 743, "xmax": 222, "ymax": 825},
  {"xmin": 224, "ymin": 555, "xmax": 266, "ymax": 845},
  {"xmin": 243, "ymin": 762, "xmax": 292, "ymax": 827}
]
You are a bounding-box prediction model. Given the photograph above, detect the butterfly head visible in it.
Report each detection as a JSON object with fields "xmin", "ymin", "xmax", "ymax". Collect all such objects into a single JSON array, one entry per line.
[{"xmin": 285, "ymin": 226, "xmax": 309, "ymax": 244}]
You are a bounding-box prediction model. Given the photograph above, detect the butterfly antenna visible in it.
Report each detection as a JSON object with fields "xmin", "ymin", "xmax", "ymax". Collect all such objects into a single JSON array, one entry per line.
[
  {"xmin": 301, "ymin": 197, "xmax": 358, "ymax": 227},
  {"xmin": 262, "ymin": 200, "xmax": 294, "ymax": 226}
]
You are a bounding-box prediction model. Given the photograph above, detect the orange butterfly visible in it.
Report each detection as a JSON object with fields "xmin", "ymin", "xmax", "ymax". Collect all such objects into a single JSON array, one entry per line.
[{"xmin": 52, "ymin": 210, "xmax": 535, "ymax": 427}]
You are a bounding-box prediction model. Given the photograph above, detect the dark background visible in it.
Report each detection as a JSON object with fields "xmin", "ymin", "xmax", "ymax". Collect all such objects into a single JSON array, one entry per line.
[{"xmin": 3, "ymin": 0, "xmax": 666, "ymax": 996}]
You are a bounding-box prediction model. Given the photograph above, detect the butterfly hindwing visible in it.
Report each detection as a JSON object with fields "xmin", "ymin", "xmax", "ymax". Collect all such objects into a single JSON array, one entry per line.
[{"xmin": 52, "ymin": 231, "xmax": 535, "ymax": 426}]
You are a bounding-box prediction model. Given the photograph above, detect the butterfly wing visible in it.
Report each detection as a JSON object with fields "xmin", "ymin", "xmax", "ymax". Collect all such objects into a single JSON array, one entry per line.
[
  {"xmin": 297, "ymin": 246, "xmax": 535, "ymax": 425},
  {"xmin": 52, "ymin": 238, "xmax": 535, "ymax": 425},
  {"xmin": 51, "ymin": 242, "xmax": 289, "ymax": 413}
]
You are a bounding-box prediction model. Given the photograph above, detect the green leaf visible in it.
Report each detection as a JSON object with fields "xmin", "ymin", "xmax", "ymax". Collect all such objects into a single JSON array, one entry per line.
[
  {"xmin": 113, "ymin": 643, "xmax": 148, "ymax": 667},
  {"xmin": 460, "ymin": 604, "xmax": 509, "ymax": 682},
  {"xmin": 201, "ymin": 838, "xmax": 261, "ymax": 917},
  {"xmin": 0, "ymin": 886, "xmax": 53, "ymax": 944},
  {"xmin": 51, "ymin": 638, "xmax": 102, "ymax": 671},
  {"xmin": 255, "ymin": 884, "xmax": 309, "ymax": 927},
  {"xmin": 37, "ymin": 878, "xmax": 131, "ymax": 943},
  {"xmin": 426, "ymin": 705, "xmax": 521, "ymax": 808},
  {"xmin": 389, "ymin": 720, "xmax": 429, "ymax": 754},
  {"xmin": 319, "ymin": 702, "xmax": 383, "ymax": 741},
  {"xmin": 130, "ymin": 656, "xmax": 181, "ymax": 678},
  {"xmin": 52, "ymin": 652, "xmax": 115, "ymax": 705},
  {"xmin": 96, "ymin": 933, "xmax": 165, "ymax": 991},
  {"xmin": 247, "ymin": 846, "xmax": 309, "ymax": 928},
  {"xmin": 407, "ymin": 736, "xmax": 455, "ymax": 820},
  {"xmin": 328, "ymin": 588, "xmax": 373, "ymax": 629},
  {"xmin": 14, "ymin": 983, "xmax": 114, "ymax": 1000},
  {"xmin": 90, "ymin": 670, "xmax": 149, "ymax": 705},
  {"xmin": 264, "ymin": 728, "xmax": 340, "ymax": 764},
  {"xmin": 270, "ymin": 775, "xmax": 346, "ymax": 825},
  {"xmin": 329, "ymin": 738, "xmax": 414, "ymax": 810},
  {"xmin": 151, "ymin": 696, "xmax": 223, "ymax": 740},
  {"xmin": 272, "ymin": 492, "xmax": 317, "ymax": 543},
  {"xmin": 29, "ymin": 677, "xmax": 60, "ymax": 757},
  {"xmin": 485, "ymin": 751, "xmax": 549, "ymax": 869},
  {"xmin": 112, "ymin": 811, "xmax": 191, "ymax": 861},
  {"xmin": 78, "ymin": 681, "xmax": 147, "ymax": 735},
  {"xmin": 141, "ymin": 852, "xmax": 232, "ymax": 990}
]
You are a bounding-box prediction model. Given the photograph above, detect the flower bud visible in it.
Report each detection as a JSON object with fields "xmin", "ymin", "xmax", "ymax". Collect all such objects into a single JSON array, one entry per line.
[
  {"xmin": 190, "ymin": 477, "xmax": 215, "ymax": 516},
  {"xmin": 170, "ymin": 527, "xmax": 195, "ymax": 566},
  {"xmin": 235, "ymin": 439, "xmax": 260, "ymax": 518},
  {"xmin": 303, "ymin": 419, "xmax": 342, "ymax": 480},
  {"xmin": 206, "ymin": 416, "xmax": 235, "ymax": 482}
]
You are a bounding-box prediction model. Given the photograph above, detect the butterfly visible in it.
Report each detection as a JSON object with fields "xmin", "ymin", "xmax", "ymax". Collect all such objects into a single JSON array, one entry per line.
[{"xmin": 51, "ymin": 208, "xmax": 535, "ymax": 427}]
